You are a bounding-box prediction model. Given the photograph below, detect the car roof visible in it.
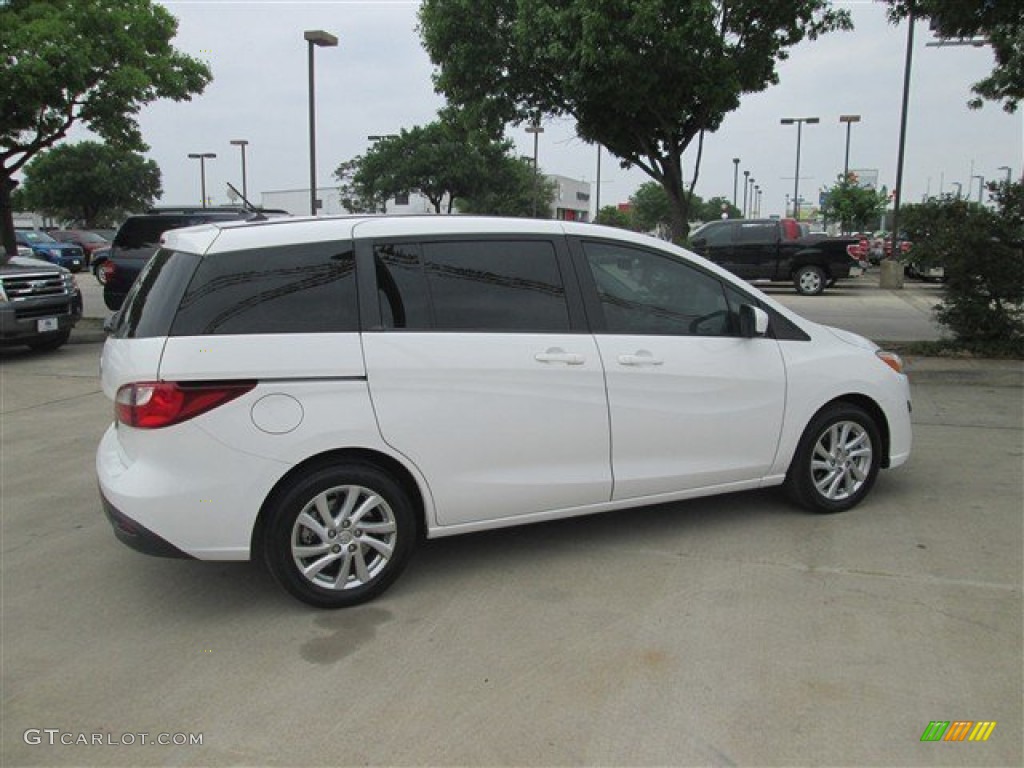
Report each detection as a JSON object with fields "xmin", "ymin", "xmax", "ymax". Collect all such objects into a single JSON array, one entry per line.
[{"xmin": 161, "ymin": 214, "xmax": 681, "ymax": 256}]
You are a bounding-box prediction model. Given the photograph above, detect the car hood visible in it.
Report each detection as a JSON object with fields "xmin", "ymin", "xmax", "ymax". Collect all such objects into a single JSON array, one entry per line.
[
  {"xmin": 1, "ymin": 254, "xmax": 70, "ymax": 273},
  {"xmin": 824, "ymin": 325, "xmax": 879, "ymax": 352}
]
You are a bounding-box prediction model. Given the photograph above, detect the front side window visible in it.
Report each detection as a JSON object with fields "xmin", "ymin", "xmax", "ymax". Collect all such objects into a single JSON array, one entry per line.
[
  {"xmin": 701, "ymin": 224, "xmax": 733, "ymax": 247},
  {"xmin": 170, "ymin": 242, "xmax": 357, "ymax": 335},
  {"xmin": 582, "ymin": 241, "xmax": 732, "ymax": 336}
]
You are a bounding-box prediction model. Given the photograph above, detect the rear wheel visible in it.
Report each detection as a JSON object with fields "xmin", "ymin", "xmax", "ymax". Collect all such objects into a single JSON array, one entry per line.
[
  {"xmin": 794, "ymin": 265, "xmax": 827, "ymax": 296},
  {"xmin": 785, "ymin": 404, "xmax": 881, "ymax": 513},
  {"xmin": 264, "ymin": 463, "xmax": 416, "ymax": 608},
  {"xmin": 93, "ymin": 260, "xmax": 108, "ymax": 285}
]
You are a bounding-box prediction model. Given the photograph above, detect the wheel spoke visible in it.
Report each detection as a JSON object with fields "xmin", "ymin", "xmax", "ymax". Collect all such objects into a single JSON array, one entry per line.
[
  {"xmin": 296, "ymin": 512, "xmax": 328, "ymax": 542},
  {"xmin": 351, "ymin": 494, "xmax": 384, "ymax": 525},
  {"xmin": 313, "ymin": 492, "xmax": 336, "ymax": 529},
  {"xmin": 336, "ymin": 486, "xmax": 359, "ymax": 524},
  {"xmin": 353, "ymin": 547, "xmax": 371, "ymax": 584},
  {"xmin": 302, "ymin": 553, "xmax": 339, "ymax": 579},
  {"xmin": 331, "ymin": 550, "xmax": 354, "ymax": 588},
  {"xmin": 362, "ymin": 536, "xmax": 393, "ymax": 559},
  {"xmin": 293, "ymin": 543, "xmax": 330, "ymax": 558},
  {"xmin": 358, "ymin": 520, "xmax": 396, "ymax": 535}
]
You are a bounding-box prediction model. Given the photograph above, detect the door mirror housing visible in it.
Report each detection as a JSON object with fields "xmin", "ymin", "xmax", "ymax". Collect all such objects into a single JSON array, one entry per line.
[{"xmin": 739, "ymin": 304, "xmax": 770, "ymax": 338}]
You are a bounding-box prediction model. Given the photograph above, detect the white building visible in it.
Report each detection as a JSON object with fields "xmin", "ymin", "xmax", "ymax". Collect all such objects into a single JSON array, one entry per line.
[{"xmin": 263, "ymin": 174, "xmax": 591, "ymax": 220}]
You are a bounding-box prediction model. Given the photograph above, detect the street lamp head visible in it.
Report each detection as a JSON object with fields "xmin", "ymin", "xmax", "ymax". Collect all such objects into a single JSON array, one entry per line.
[
  {"xmin": 743, "ymin": 170, "xmax": 749, "ymax": 177},
  {"xmin": 304, "ymin": 29, "xmax": 338, "ymax": 47},
  {"xmin": 188, "ymin": 152, "xmax": 216, "ymax": 159},
  {"xmin": 525, "ymin": 123, "xmax": 545, "ymax": 135},
  {"xmin": 839, "ymin": 114, "xmax": 862, "ymax": 123},
  {"xmin": 230, "ymin": 139, "xmax": 249, "ymax": 147},
  {"xmin": 733, "ymin": 157, "xmax": 740, "ymax": 164}
]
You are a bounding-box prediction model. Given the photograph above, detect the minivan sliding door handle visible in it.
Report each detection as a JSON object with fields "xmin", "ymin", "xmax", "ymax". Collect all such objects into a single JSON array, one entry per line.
[{"xmin": 535, "ymin": 348, "xmax": 585, "ymax": 366}]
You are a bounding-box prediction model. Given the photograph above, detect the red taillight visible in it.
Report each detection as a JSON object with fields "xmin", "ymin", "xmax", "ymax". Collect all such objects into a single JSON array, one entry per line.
[
  {"xmin": 115, "ymin": 381, "xmax": 256, "ymax": 429},
  {"xmin": 101, "ymin": 260, "xmax": 115, "ymax": 279}
]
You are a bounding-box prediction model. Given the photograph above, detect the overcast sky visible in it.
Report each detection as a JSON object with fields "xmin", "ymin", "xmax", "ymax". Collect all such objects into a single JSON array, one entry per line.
[{"xmin": 71, "ymin": 0, "xmax": 1024, "ymax": 218}]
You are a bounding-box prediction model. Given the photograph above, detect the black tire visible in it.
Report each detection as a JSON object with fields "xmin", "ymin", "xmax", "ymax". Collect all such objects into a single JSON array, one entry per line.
[
  {"xmin": 794, "ymin": 265, "xmax": 827, "ymax": 296},
  {"xmin": 27, "ymin": 329, "xmax": 71, "ymax": 353},
  {"xmin": 785, "ymin": 403, "xmax": 882, "ymax": 513},
  {"xmin": 93, "ymin": 261, "xmax": 107, "ymax": 285},
  {"xmin": 263, "ymin": 463, "xmax": 416, "ymax": 608}
]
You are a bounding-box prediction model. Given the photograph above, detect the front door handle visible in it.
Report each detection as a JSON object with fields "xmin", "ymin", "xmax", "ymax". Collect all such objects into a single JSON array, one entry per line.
[
  {"xmin": 618, "ymin": 351, "xmax": 663, "ymax": 366},
  {"xmin": 535, "ymin": 348, "xmax": 585, "ymax": 365}
]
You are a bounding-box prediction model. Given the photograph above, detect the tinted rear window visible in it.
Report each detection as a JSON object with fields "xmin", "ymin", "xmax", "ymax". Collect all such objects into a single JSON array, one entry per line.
[
  {"xmin": 112, "ymin": 249, "xmax": 203, "ymax": 339},
  {"xmin": 170, "ymin": 242, "xmax": 357, "ymax": 335},
  {"xmin": 114, "ymin": 214, "xmax": 241, "ymax": 249}
]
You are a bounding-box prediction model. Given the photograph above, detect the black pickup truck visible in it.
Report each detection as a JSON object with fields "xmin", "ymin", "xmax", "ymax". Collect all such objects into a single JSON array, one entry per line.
[{"xmin": 689, "ymin": 218, "xmax": 862, "ymax": 295}]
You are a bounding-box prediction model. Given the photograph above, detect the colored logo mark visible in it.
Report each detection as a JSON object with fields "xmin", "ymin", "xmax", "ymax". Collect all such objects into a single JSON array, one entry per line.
[{"xmin": 920, "ymin": 721, "xmax": 997, "ymax": 742}]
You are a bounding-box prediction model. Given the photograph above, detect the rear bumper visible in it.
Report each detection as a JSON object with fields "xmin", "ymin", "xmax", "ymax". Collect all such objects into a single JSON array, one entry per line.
[{"xmin": 101, "ymin": 489, "xmax": 195, "ymax": 559}]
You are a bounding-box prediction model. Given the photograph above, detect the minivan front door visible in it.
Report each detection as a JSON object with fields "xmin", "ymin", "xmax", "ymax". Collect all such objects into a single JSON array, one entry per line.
[{"xmin": 359, "ymin": 237, "xmax": 612, "ymax": 529}]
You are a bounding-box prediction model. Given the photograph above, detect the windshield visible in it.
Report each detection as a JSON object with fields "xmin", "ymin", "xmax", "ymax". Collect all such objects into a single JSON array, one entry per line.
[{"xmin": 18, "ymin": 231, "xmax": 57, "ymax": 244}]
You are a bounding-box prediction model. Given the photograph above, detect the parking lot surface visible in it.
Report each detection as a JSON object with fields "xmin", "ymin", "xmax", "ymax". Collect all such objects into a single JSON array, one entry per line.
[{"xmin": 2, "ymin": 306, "xmax": 1020, "ymax": 766}]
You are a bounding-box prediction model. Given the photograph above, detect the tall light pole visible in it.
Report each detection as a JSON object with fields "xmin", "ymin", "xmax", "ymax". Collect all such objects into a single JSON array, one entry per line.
[
  {"xmin": 525, "ymin": 122, "xmax": 544, "ymax": 217},
  {"xmin": 756, "ymin": 187, "xmax": 763, "ymax": 217},
  {"xmin": 745, "ymin": 168, "xmax": 753, "ymax": 217},
  {"xmin": 952, "ymin": 182, "xmax": 962, "ymax": 198},
  {"xmin": 997, "ymin": 165, "xmax": 1012, "ymax": 184},
  {"xmin": 753, "ymin": 185, "xmax": 759, "ymax": 217},
  {"xmin": 972, "ymin": 174, "xmax": 985, "ymax": 203},
  {"xmin": 839, "ymin": 114, "xmax": 861, "ymax": 179},
  {"xmin": 780, "ymin": 116, "xmax": 819, "ymax": 220},
  {"xmin": 304, "ymin": 29, "xmax": 338, "ymax": 216},
  {"xmin": 732, "ymin": 158, "xmax": 740, "ymax": 209},
  {"xmin": 229, "ymin": 139, "xmax": 249, "ymax": 203},
  {"xmin": 595, "ymin": 144, "xmax": 602, "ymax": 220},
  {"xmin": 187, "ymin": 152, "xmax": 216, "ymax": 208}
]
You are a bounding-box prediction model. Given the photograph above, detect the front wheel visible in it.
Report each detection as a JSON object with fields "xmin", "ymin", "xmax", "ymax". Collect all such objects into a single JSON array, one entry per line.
[
  {"xmin": 794, "ymin": 265, "xmax": 827, "ymax": 296},
  {"xmin": 785, "ymin": 404, "xmax": 881, "ymax": 513},
  {"xmin": 264, "ymin": 463, "xmax": 416, "ymax": 608}
]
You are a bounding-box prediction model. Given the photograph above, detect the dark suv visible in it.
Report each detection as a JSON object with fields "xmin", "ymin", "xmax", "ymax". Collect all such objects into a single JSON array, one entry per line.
[{"xmin": 102, "ymin": 208, "xmax": 287, "ymax": 310}]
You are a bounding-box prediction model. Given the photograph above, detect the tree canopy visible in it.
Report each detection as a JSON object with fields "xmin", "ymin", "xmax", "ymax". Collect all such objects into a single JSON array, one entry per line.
[
  {"xmin": 885, "ymin": 0, "xmax": 1023, "ymax": 113},
  {"xmin": 629, "ymin": 181, "xmax": 741, "ymax": 237},
  {"xmin": 419, "ymin": 0, "xmax": 850, "ymax": 241},
  {"xmin": 336, "ymin": 118, "xmax": 555, "ymax": 217},
  {"xmin": 0, "ymin": 0, "xmax": 211, "ymax": 254},
  {"xmin": 12, "ymin": 142, "xmax": 162, "ymax": 227}
]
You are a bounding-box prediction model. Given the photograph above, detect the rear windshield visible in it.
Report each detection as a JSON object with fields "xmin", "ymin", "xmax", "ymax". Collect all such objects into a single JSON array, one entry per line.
[
  {"xmin": 114, "ymin": 214, "xmax": 241, "ymax": 249},
  {"xmin": 110, "ymin": 249, "xmax": 202, "ymax": 339}
]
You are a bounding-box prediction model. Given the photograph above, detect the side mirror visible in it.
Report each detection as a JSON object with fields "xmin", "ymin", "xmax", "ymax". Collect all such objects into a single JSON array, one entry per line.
[
  {"xmin": 739, "ymin": 304, "xmax": 770, "ymax": 338},
  {"xmin": 103, "ymin": 311, "xmax": 120, "ymax": 336}
]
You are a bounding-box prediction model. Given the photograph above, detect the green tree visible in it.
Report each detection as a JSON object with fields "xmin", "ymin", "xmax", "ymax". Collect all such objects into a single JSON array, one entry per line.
[
  {"xmin": 455, "ymin": 155, "xmax": 557, "ymax": 217},
  {"xmin": 630, "ymin": 181, "xmax": 674, "ymax": 236},
  {"xmin": 12, "ymin": 142, "xmax": 161, "ymax": 226},
  {"xmin": 885, "ymin": 1, "xmax": 1023, "ymax": 113},
  {"xmin": 694, "ymin": 195, "xmax": 742, "ymax": 222},
  {"xmin": 1, "ymin": 0, "xmax": 210, "ymax": 256},
  {"xmin": 419, "ymin": 0, "xmax": 850, "ymax": 242},
  {"xmin": 336, "ymin": 120, "xmax": 522, "ymax": 214},
  {"xmin": 820, "ymin": 173, "xmax": 889, "ymax": 233},
  {"xmin": 900, "ymin": 181, "xmax": 1024, "ymax": 354},
  {"xmin": 595, "ymin": 205, "xmax": 633, "ymax": 229}
]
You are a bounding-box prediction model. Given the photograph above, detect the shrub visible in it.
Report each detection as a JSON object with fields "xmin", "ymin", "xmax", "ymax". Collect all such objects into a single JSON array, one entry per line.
[{"xmin": 900, "ymin": 182, "xmax": 1023, "ymax": 356}]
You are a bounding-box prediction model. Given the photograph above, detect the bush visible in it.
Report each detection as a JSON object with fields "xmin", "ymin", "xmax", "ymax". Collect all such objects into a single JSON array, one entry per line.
[{"xmin": 900, "ymin": 182, "xmax": 1024, "ymax": 356}]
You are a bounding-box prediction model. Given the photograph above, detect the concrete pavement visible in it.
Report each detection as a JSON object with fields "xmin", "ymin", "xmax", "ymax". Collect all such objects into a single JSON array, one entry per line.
[{"xmin": 1, "ymin": 336, "xmax": 1020, "ymax": 766}]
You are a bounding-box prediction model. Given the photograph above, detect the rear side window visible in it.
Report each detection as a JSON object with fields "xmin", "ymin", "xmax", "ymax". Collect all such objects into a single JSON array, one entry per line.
[
  {"xmin": 170, "ymin": 242, "xmax": 357, "ymax": 335},
  {"xmin": 374, "ymin": 239, "xmax": 570, "ymax": 332},
  {"xmin": 735, "ymin": 223, "xmax": 777, "ymax": 245},
  {"xmin": 701, "ymin": 224, "xmax": 733, "ymax": 247},
  {"xmin": 112, "ymin": 249, "xmax": 203, "ymax": 339}
]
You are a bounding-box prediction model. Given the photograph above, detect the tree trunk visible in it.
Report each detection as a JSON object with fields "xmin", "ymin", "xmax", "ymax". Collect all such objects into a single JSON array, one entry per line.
[
  {"xmin": 1, "ymin": 174, "xmax": 19, "ymax": 259},
  {"xmin": 664, "ymin": 182, "xmax": 690, "ymax": 244}
]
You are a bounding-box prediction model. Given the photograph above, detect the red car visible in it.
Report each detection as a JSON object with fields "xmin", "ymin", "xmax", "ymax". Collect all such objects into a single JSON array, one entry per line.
[{"xmin": 50, "ymin": 230, "xmax": 110, "ymax": 266}]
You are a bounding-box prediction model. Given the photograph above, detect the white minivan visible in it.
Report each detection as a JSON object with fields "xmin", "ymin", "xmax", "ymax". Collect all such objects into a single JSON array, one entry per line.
[{"xmin": 97, "ymin": 216, "xmax": 912, "ymax": 608}]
